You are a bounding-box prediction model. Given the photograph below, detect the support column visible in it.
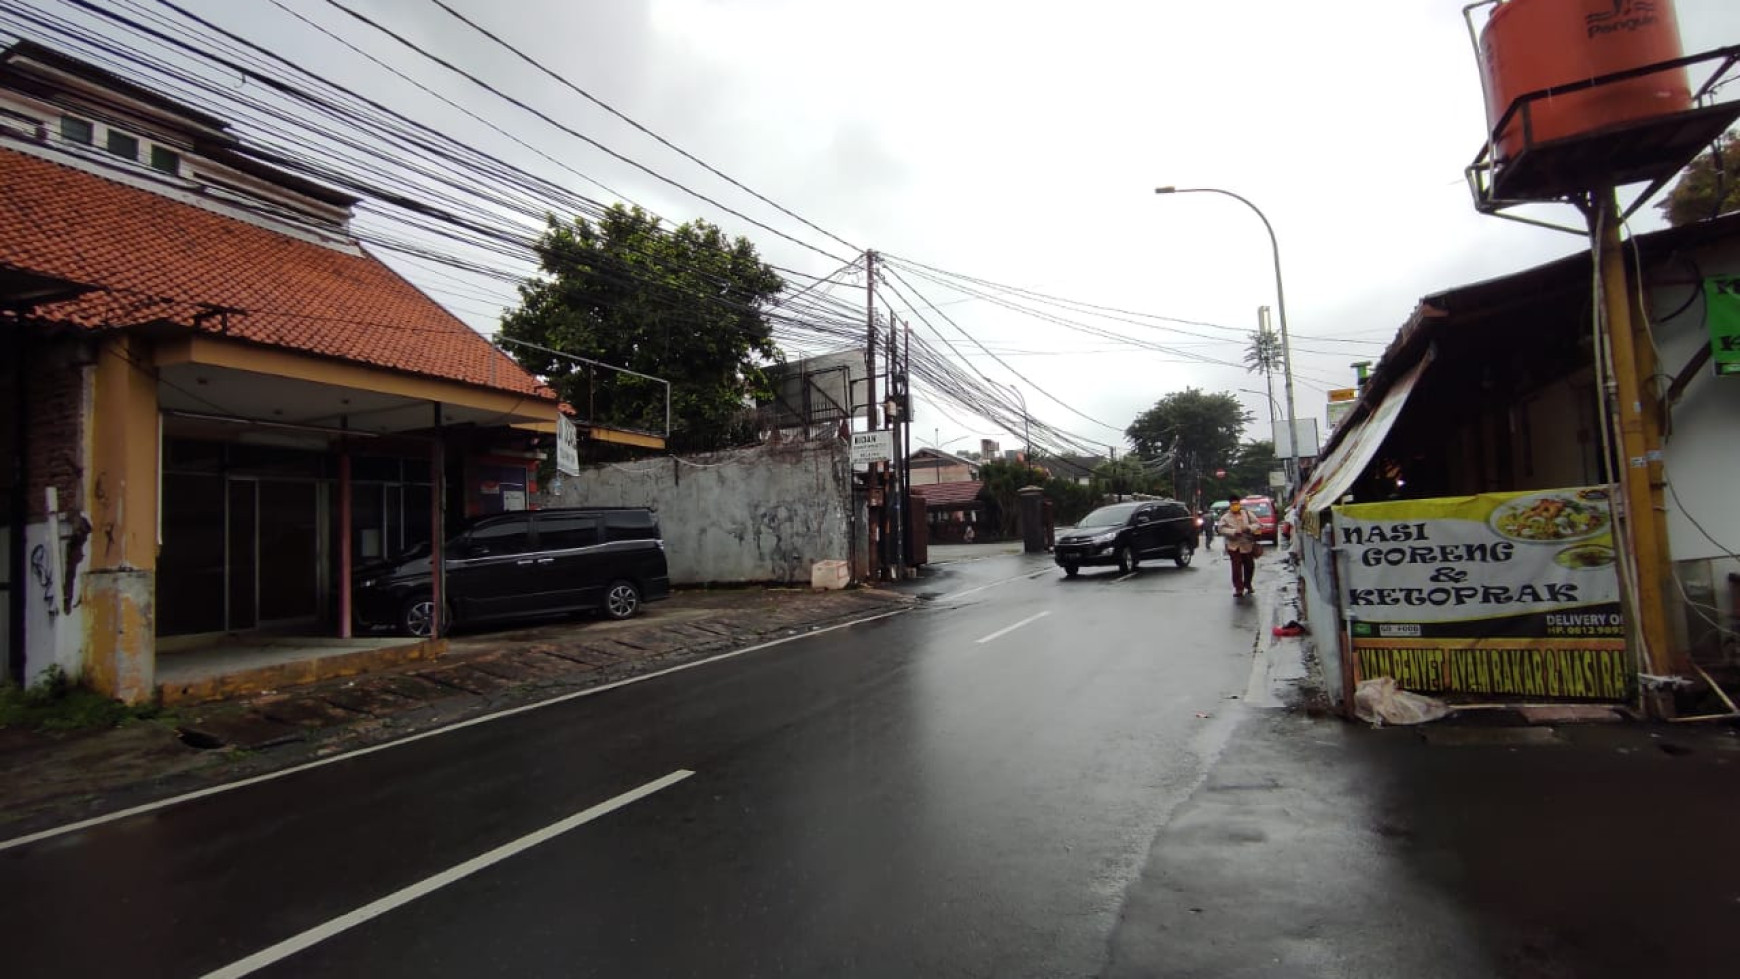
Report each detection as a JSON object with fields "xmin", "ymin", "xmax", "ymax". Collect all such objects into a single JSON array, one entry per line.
[
  {"xmin": 430, "ymin": 402, "xmax": 445, "ymax": 640},
  {"xmin": 1593, "ymin": 191, "xmax": 1679, "ymax": 694},
  {"xmin": 85, "ymin": 334, "xmax": 158, "ymax": 703},
  {"xmin": 339, "ymin": 432, "xmax": 352, "ymax": 639},
  {"xmin": 1018, "ymin": 485, "xmax": 1046, "ymax": 554}
]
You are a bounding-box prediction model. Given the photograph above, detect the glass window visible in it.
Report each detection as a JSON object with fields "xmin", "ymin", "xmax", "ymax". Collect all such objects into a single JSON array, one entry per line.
[
  {"xmin": 157, "ymin": 473, "xmax": 225, "ymax": 635},
  {"xmin": 351, "ymin": 456, "xmax": 402, "ymax": 483},
  {"xmin": 538, "ymin": 512, "xmax": 600, "ymax": 550},
  {"xmin": 106, "ymin": 130, "xmax": 139, "ymax": 160},
  {"xmin": 602, "ymin": 510, "xmax": 658, "ymax": 541},
  {"xmin": 59, "ymin": 115, "xmax": 92, "ymax": 145},
  {"xmin": 465, "ymin": 515, "xmax": 531, "ymax": 556},
  {"xmin": 1080, "ymin": 502, "xmax": 1141, "ymax": 527},
  {"xmin": 149, "ymin": 145, "xmax": 180, "ymax": 174},
  {"xmin": 403, "ymin": 484, "xmax": 431, "ymax": 550},
  {"xmin": 163, "ymin": 438, "xmax": 222, "ymax": 474}
]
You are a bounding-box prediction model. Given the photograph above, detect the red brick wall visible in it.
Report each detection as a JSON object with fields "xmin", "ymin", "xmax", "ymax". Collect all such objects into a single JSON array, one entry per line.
[{"xmin": 22, "ymin": 337, "xmax": 92, "ymax": 522}]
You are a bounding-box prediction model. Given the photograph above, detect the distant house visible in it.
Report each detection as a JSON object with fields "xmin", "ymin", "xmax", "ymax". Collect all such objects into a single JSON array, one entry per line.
[
  {"xmin": 1034, "ymin": 454, "xmax": 1107, "ymax": 486},
  {"xmin": 0, "ymin": 42, "xmax": 566, "ymax": 701},
  {"xmin": 911, "ymin": 480, "xmax": 985, "ymax": 542},
  {"xmin": 908, "ymin": 447, "xmax": 981, "ymax": 485}
]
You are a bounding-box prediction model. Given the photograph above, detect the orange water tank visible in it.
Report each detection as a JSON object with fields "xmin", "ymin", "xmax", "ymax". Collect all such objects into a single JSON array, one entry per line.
[{"xmin": 1480, "ymin": 0, "xmax": 1691, "ymax": 160}]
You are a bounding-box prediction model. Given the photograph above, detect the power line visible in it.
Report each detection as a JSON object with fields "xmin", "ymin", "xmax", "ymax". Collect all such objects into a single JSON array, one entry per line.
[
  {"xmin": 883, "ymin": 252, "xmax": 1388, "ymax": 347},
  {"xmin": 420, "ymin": 0, "xmax": 859, "ymax": 257},
  {"xmin": 310, "ymin": 0, "xmax": 853, "ymax": 265}
]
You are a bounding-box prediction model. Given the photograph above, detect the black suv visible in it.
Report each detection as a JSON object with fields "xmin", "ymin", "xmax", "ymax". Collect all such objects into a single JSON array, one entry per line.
[
  {"xmin": 1054, "ymin": 500, "xmax": 1197, "ymax": 577},
  {"xmin": 355, "ymin": 507, "xmax": 671, "ymax": 637}
]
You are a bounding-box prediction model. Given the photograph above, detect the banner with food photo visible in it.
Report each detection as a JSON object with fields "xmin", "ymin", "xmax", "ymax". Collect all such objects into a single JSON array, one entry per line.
[{"xmin": 1332, "ymin": 487, "xmax": 1630, "ymax": 701}]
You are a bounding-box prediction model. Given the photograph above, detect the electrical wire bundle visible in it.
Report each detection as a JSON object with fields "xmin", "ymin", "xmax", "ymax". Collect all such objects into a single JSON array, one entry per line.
[{"xmin": 0, "ymin": 0, "xmax": 1385, "ymax": 461}]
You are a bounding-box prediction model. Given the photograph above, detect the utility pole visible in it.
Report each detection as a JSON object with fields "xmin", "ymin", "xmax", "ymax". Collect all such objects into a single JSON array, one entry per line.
[
  {"xmin": 1590, "ymin": 189, "xmax": 1677, "ymax": 688},
  {"xmin": 887, "ymin": 314, "xmax": 906, "ymax": 580},
  {"xmin": 902, "ymin": 319, "xmax": 914, "ymax": 571},
  {"xmin": 864, "ymin": 249, "xmax": 882, "ymax": 581},
  {"xmin": 1259, "ymin": 305, "xmax": 1279, "ymax": 440}
]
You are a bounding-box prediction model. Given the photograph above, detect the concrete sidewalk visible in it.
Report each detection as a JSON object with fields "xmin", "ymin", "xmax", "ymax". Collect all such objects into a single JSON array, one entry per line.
[
  {"xmin": 0, "ymin": 585, "xmax": 913, "ymax": 840},
  {"xmin": 1106, "ymin": 707, "xmax": 1740, "ymax": 978}
]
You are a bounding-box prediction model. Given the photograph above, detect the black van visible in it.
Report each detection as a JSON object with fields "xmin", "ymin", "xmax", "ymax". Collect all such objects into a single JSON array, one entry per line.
[
  {"xmin": 354, "ymin": 507, "xmax": 671, "ymax": 637},
  {"xmin": 1053, "ymin": 499, "xmax": 1197, "ymax": 576}
]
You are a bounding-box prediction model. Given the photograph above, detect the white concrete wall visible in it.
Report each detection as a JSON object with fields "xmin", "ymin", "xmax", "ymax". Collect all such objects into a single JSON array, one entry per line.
[
  {"xmin": 22, "ymin": 517, "xmax": 91, "ymax": 686},
  {"xmin": 1299, "ymin": 528, "xmax": 1345, "ymax": 708},
  {"xmin": 543, "ymin": 438, "xmax": 852, "ymax": 586},
  {"xmin": 1647, "ymin": 234, "xmax": 1740, "ymax": 659}
]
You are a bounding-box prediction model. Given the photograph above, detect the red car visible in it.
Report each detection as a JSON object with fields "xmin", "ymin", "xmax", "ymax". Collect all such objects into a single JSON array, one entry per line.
[{"xmin": 1241, "ymin": 496, "xmax": 1278, "ymax": 543}]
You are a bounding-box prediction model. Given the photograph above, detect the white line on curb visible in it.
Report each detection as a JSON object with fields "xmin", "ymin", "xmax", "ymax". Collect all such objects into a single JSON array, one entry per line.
[
  {"xmin": 198, "ymin": 769, "xmax": 694, "ymax": 979},
  {"xmin": 974, "ymin": 611, "xmax": 1052, "ymax": 645},
  {"xmin": 0, "ymin": 608, "xmax": 909, "ymax": 853}
]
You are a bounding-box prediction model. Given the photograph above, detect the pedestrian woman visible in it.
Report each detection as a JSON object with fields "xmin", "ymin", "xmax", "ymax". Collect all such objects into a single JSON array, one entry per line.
[{"xmin": 1217, "ymin": 495, "xmax": 1262, "ymax": 597}]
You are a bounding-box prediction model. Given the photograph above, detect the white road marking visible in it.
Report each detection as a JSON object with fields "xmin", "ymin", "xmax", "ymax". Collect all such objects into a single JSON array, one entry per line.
[
  {"xmin": 974, "ymin": 611, "xmax": 1052, "ymax": 645},
  {"xmin": 1115, "ymin": 572, "xmax": 1138, "ymax": 582},
  {"xmin": 0, "ymin": 608, "xmax": 909, "ymax": 853},
  {"xmin": 198, "ymin": 769, "xmax": 693, "ymax": 979},
  {"xmin": 936, "ymin": 566, "xmax": 1053, "ymax": 603}
]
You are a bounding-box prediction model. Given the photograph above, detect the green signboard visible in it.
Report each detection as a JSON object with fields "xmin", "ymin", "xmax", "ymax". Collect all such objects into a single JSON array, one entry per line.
[{"xmin": 1709, "ymin": 276, "xmax": 1740, "ymax": 377}]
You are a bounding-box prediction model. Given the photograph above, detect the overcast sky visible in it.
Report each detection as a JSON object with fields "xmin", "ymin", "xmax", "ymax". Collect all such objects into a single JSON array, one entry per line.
[{"xmin": 18, "ymin": 1, "xmax": 1740, "ymax": 457}]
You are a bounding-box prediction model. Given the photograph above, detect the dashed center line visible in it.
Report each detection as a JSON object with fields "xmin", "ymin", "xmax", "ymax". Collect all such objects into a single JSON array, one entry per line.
[
  {"xmin": 199, "ymin": 769, "xmax": 695, "ymax": 978},
  {"xmin": 975, "ymin": 611, "xmax": 1053, "ymax": 645}
]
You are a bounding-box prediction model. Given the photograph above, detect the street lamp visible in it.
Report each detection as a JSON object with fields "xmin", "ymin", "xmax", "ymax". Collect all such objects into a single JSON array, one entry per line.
[
  {"xmin": 1006, "ymin": 383, "xmax": 1033, "ymax": 485},
  {"xmin": 1154, "ymin": 186, "xmax": 1301, "ymax": 494},
  {"xmin": 1237, "ymin": 387, "xmax": 1280, "ymax": 424}
]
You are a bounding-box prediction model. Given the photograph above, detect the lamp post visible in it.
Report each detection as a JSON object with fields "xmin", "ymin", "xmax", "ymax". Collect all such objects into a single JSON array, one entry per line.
[
  {"xmin": 1154, "ymin": 186, "xmax": 1301, "ymax": 494},
  {"xmin": 1237, "ymin": 387, "xmax": 1280, "ymax": 425},
  {"xmin": 1006, "ymin": 383, "xmax": 1032, "ymax": 485}
]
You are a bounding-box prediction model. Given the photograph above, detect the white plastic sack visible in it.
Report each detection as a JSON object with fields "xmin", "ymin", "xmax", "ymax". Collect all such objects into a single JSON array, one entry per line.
[{"xmin": 1353, "ymin": 676, "xmax": 1450, "ymax": 727}]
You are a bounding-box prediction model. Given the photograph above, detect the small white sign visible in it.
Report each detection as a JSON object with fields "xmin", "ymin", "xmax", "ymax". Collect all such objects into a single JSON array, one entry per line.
[
  {"xmin": 1269, "ymin": 469, "xmax": 1287, "ymax": 489},
  {"xmin": 850, "ymin": 430, "xmax": 893, "ymax": 465},
  {"xmin": 1273, "ymin": 418, "xmax": 1322, "ymax": 458},
  {"xmin": 556, "ymin": 414, "xmax": 580, "ymax": 476}
]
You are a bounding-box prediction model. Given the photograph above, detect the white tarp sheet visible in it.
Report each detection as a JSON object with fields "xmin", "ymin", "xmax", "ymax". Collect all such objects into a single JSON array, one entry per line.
[{"xmin": 1299, "ymin": 354, "xmax": 1432, "ymax": 515}]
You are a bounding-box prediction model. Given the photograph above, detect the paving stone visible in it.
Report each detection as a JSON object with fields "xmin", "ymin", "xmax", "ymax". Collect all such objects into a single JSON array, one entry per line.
[
  {"xmin": 534, "ymin": 646, "xmax": 609, "ymax": 669},
  {"xmin": 367, "ymin": 673, "xmax": 463, "ymax": 703},
  {"xmin": 253, "ymin": 697, "xmax": 367, "ymax": 729},
  {"xmin": 175, "ymin": 713, "xmax": 305, "ymax": 750},
  {"xmin": 416, "ymin": 664, "xmax": 520, "ymax": 695},
  {"xmin": 318, "ymin": 684, "xmax": 423, "ymax": 718}
]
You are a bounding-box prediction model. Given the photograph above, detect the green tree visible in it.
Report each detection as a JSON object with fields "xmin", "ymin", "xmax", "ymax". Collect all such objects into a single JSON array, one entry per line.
[
  {"xmin": 1126, "ymin": 389, "xmax": 1252, "ymax": 501},
  {"xmin": 1092, "ymin": 456, "xmax": 1148, "ymax": 499},
  {"xmin": 975, "ymin": 459, "xmax": 1027, "ymax": 537},
  {"xmin": 501, "ymin": 204, "xmax": 784, "ymax": 452},
  {"xmin": 1656, "ymin": 130, "xmax": 1740, "ymax": 227},
  {"xmin": 1224, "ymin": 438, "xmax": 1280, "ymax": 497},
  {"xmin": 978, "ymin": 459, "xmax": 1106, "ymax": 534}
]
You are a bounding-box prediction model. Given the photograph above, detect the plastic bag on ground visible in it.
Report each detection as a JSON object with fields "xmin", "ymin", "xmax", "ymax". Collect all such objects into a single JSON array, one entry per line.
[{"xmin": 1353, "ymin": 676, "xmax": 1450, "ymax": 726}]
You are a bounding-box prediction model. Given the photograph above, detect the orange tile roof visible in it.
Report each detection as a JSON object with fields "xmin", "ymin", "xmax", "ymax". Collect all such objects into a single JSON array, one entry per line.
[
  {"xmin": 911, "ymin": 480, "xmax": 984, "ymax": 508},
  {"xmin": 0, "ymin": 147, "xmax": 549, "ymax": 400}
]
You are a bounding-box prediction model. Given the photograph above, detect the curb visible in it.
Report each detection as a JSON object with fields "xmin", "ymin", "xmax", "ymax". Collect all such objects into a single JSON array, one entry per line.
[{"xmin": 0, "ymin": 589, "xmax": 915, "ymax": 841}]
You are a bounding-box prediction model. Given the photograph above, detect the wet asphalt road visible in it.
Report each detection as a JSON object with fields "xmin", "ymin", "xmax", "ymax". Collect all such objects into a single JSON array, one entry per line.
[{"xmin": 0, "ymin": 548, "xmax": 1265, "ymax": 978}]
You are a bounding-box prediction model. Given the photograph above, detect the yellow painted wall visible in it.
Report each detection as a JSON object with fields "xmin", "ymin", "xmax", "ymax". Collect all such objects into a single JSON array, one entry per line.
[{"xmin": 83, "ymin": 334, "xmax": 159, "ymax": 702}]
